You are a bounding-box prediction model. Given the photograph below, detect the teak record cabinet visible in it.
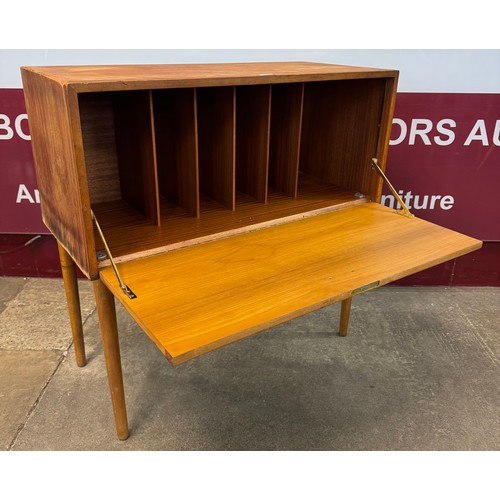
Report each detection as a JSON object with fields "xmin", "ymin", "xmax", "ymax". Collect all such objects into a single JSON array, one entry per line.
[{"xmin": 21, "ymin": 62, "xmax": 482, "ymax": 440}]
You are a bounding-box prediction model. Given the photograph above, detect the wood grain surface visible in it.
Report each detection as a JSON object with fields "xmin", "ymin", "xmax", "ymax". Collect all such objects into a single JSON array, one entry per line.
[
  {"xmin": 22, "ymin": 62, "xmax": 398, "ymax": 92},
  {"xmin": 78, "ymin": 93, "xmax": 121, "ymax": 204},
  {"xmin": 100, "ymin": 203, "xmax": 482, "ymax": 366},
  {"xmin": 20, "ymin": 69, "xmax": 93, "ymax": 276}
]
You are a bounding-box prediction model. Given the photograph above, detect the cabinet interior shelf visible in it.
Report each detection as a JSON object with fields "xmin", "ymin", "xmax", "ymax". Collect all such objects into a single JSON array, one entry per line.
[{"xmin": 91, "ymin": 172, "xmax": 368, "ymax": 263}]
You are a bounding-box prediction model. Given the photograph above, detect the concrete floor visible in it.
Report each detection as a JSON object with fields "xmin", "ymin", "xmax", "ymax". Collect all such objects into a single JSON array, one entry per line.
[{"xmin": 0, "ymin": 277, "xmax": 498, "ymax": 450}]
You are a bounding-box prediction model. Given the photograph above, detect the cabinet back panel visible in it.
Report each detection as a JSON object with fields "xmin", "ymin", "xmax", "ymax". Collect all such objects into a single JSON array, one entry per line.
[
  {"xmin": 299, "ymin": 79, "xmax": 386, "ymax": 199},
  {"xmin": 79, "ymin": 93, "xmax": 121, "ymax": 204}
]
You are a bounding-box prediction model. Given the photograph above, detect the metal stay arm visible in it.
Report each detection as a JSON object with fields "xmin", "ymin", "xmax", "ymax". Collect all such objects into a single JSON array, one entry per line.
[
  {"xmin": 371, "ymin": 158, "xmax": 414, "ymax": 219},
  {"xmin": 91, "ymin": 210, "xmax": 137, "ymax": 299}
]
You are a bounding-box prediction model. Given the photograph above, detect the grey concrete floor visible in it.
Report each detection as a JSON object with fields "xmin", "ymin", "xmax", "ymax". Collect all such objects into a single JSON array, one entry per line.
[{"xmin": 0, "ymin": 277, "xmax": 498, "ymax": 450}]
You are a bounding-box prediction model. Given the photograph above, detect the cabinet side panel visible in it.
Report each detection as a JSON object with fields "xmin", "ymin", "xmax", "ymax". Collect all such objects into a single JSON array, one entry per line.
[{"xmin": 21, "ymin": 69, "xmax": 91, "ymax": 276}]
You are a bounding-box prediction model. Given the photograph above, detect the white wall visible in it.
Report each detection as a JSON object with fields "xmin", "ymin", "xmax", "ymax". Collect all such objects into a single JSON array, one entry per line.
[{"xmin": 1, "ymin": 49, "xmax": 500, "ymax": 92}]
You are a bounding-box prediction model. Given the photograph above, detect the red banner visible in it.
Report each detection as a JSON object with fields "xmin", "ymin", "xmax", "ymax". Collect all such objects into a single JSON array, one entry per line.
[
  {"xmin": 0, "ymin": 89, "xmax": 48, "ymax": 234},
  {"xmin": 386, "ymin": 93, "xmax": 500, "ymax": 241},
  {"xmin": 1, "ymin": 89, "xmax": 499, "ymax": 240}
]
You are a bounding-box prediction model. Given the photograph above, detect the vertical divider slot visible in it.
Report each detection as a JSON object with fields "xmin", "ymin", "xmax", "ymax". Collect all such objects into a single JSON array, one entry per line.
[
  {"xmin": 299, "ymin": 79, "xmax": 386, "ymax": 199},
  {"xmin": 235, "ymin": 85, "xmax": 271, "ymax": 203},
  {"xmin": 197, "ymin": 86, "xmax": 236, "ymax": 211},
  {"xmin": 152, "ymin": 88, "xmax": 199, "ymax": 218},
  {"xmin": 113, "ymin": 90, "xmax": 160, "ymax": 225},
  {"xmin": 268, "ymin": 83, "xmax": 304, "ymax": 198}
]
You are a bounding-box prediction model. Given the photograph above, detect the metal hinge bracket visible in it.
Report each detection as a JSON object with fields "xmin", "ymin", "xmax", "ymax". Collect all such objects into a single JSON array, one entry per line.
[
  {"xmin": 371, "ymin": 158, "xmax": 415, "ymax": 219},
  {"xmin": 91, "ymin": 210, "xmax": 137, "ymax": 300}
]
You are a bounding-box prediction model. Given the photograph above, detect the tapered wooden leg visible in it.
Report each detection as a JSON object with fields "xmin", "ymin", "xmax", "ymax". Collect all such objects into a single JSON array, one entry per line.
[
  {"xmin": 339, "ymin": 297, "xmax": 353, "ymax": 337},
  {"xmin": 58, "ymin": 243, "xmax": 86, "ymax": 367},
  {"xmin": 93, "ymin": 279, "xmax": 129, "ymax": 440}
]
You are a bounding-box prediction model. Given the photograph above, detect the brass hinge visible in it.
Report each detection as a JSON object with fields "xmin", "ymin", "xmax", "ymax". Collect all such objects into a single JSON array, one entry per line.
[
  {"xmin": 371, "ymin": 158, "xmax": 414, "ymax": 219},
  {"xmin": 91, "ymin": 210, "xmax": 137, "ymax": 300}
]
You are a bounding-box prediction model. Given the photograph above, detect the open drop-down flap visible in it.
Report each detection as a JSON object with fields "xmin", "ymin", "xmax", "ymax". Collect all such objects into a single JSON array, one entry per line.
[{"xmin": 99, "ymin": 203, "xmax": 482, "ymax": 366}]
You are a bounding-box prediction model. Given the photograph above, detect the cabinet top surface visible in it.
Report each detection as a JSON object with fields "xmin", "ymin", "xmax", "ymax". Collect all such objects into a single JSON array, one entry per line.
[{"xmin": 21, "ymin": 61, "xmax": 398, "ymax": 91}]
